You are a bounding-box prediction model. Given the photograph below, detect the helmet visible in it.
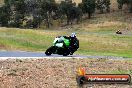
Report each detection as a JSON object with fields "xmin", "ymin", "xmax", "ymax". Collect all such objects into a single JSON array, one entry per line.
[{"xmin": 71, "ymin": 33, "xmax": 76, "ymax": 37}]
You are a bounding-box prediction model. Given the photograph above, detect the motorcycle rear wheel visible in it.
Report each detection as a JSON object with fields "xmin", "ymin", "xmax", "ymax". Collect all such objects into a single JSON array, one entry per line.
[{"xmin": 63, "ymin": 49, "xmax": 70, "ymax": 56}]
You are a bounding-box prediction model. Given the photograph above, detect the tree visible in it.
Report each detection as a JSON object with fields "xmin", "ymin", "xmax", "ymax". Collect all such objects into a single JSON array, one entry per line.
[
  {"xmin": 40, "ymin": 0, "xmax": 58, "ymax": 28},
  {"xmin": 117, "ymin": 0, "xmax": 127, "ymax": 9},
  {"xmin": 24, "ymin": 0, "xmax": 42, "ymax": 28},
  {"xmin": 59, "ymin": 1, "xmax": 82, "ymax": 25},
  {"xmin": 117, "ymin": 0, "xmax": 132, "ymax": 13},
  {"xmin": 13, "ymin": 0, "xmax": 26, "ymax": 27},
  {"xmin": 0, "ymin": 4, "xmax": 11, "ymax": 26},
  {"xmin": 2, "ymin": 0, "xmax": 27, "ymax": 27},
  {"xmin": 96, "ymin": 0, "xmax": 110, "ymax": 13},
  {"xmin": 128, "ymin": 0, "xmax": 132, "ymax": 12},
  {"xmin": 79, "ymin": 0, "xmax": 96, "ymax": 19}
]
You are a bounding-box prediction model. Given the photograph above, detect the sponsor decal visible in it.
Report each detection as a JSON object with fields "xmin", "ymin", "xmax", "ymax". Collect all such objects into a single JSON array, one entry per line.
[{"xmin": 76, "ymin": 67, "xmax": 131, "ymax": 86}]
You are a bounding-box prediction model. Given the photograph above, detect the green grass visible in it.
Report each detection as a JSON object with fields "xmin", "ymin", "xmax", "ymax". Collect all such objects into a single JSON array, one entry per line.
[
  {"xmin": 107, "ymin": 68, "xmax": 132, "ymax": 74},
  {"xmin": 0, "ymin": 25, "xmax": 131, "ymax": 58},
  {"xmin": 0, "ymin": 28, "xmax": 53, "ymax": 51},
  {"xmin": 76, "ymin": 27, "xmax": 132, "ymax": 58},
  {"xmin": 0, "ymin": 28, "xmax": 71, "ymax": 51}
]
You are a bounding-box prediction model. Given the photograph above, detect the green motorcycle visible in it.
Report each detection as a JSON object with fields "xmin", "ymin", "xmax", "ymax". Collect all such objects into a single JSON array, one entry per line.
[{"xmin": 45, "ymin": 36, "xmax": 72, "ymax": 56}]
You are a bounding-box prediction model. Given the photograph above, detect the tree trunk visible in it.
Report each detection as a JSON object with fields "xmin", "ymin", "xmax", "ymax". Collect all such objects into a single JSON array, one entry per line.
[
  {"xmin": 88, "ymin": 12, "xmax": 91, "ymax": 19},
  {"xmin": 46, "ymin": 12, "xmax": 52, "ymax": 28}
]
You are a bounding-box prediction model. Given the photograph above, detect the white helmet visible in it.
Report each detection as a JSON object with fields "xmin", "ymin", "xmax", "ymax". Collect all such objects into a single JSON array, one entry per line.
[{"xmin": 71, "ymin": 33, "xmax": 76, "ymax": 37}]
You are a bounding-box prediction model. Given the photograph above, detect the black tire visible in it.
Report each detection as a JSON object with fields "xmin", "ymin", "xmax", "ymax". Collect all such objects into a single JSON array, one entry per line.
[
  {"xmin": 63, "ymin": 49, "xmax": 70, "ymax": 56},
  {"xmin": 45, "ymin": 51, "xmax": 52, "ymax": 56},
  {"xmin": 45, "ymin": 46, "xmax": 55, "ymax": 56},
  {"xmin": 63, "ymin": 52, "xmax": 69, "ymax": 56}
]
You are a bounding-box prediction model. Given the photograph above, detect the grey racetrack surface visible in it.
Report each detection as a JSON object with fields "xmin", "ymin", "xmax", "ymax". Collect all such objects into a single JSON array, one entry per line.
[
  {"xmin": 0, "ymin": 50, "xmax": 49, "ymax": 57},
  {"xmin": 0, "ymin": 50, "xmax": 88, "ymax": 58},
  {"xmin": 0, "ymin": 50, "xmax": 131, "ymax": 60}
]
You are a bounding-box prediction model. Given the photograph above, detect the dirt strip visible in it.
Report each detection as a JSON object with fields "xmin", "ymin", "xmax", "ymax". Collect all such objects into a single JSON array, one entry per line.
[{"xmin": 0, "ymin": 58, "xmax": 132, "ymax": 88}]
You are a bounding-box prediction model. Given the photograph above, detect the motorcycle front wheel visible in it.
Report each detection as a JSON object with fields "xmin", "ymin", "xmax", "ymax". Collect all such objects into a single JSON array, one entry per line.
[{"xmin": 45, "ymin": 46, "xmax": 55, "ymax": 56}]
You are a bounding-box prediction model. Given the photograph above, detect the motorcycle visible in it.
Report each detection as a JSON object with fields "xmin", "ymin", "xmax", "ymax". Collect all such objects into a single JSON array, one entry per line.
[{"xmin": 45, "ymin": 36, "xmax": 76, "ymax": 56}]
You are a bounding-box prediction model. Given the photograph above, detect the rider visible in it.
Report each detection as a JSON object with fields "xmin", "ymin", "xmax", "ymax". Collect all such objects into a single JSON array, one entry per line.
[{"xmin": 68, "ymin": 33, "xmax": 79, "ymax": 55}]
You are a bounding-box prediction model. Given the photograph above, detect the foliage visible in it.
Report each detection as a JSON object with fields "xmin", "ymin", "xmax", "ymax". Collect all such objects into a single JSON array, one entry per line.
[
  {"xmin": 0, "ymin": 4, "xmax": 11, "ymax": 26},
  {"xmin": 0, "ymin": 0, "xmax": 131, "ymax": 28},
  {"xmin": 79, "ymin": 0, "xmax": 96, "ymax": 19},
  {"xmin": 59, "ymin": 1, "xmax": 82, "ymax": 25},
  {"xmin": 40, "ymin": 0, "xmax": 58, "ymax": 28},
  {"xmin": 96, "ymin": 0, "xmax": 110, "ymax": 13},
  {"xmin": 117, "ymin": 0, "xmax": 132, "ymax": 13}
]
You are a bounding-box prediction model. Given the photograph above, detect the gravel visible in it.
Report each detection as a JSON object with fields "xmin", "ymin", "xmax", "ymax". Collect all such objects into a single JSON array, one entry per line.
[{"xmin": 0, "ymin": 58, "xmax": 131, "ymax": 88}]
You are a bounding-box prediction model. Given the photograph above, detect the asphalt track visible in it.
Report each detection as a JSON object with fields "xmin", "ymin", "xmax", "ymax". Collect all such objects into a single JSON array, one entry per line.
[
  {"xmin": 0, "ymin": 50, "xmax": 87, "ymax": 59},
  {"xmin": 0, "ymin": 50, "xmax": 130, "ymax": 60}
]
